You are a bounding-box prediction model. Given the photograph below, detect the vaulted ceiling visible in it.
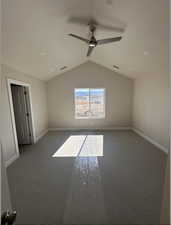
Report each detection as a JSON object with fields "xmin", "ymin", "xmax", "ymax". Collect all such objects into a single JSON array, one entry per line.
[{"xmin": 2, "ymin": 0, "xmax": 169, "ymax": 81}]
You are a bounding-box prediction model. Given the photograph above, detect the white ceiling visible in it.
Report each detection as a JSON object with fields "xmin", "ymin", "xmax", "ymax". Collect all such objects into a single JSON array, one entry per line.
[{"xmin": 2, "ymin": 0, "xmax": 169, "ymax": 81}]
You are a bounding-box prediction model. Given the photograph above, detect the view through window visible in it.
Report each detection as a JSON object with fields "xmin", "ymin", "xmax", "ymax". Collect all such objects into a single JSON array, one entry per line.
[{"xmin": 75, "ymin": 88, "xmax": 105, "ymax": 119}]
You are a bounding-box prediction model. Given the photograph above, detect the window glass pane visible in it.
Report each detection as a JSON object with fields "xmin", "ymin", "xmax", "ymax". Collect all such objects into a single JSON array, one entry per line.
[
  {"xmin": 90, "ymin": 89, "xmax": 105, "ymax": 118},
  {"xmin": 75, "ymin": 89, "xmax": 89, "ymax": 118}
]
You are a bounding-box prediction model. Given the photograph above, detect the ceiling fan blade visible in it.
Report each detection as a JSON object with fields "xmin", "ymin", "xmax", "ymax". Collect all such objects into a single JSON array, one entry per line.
[
  {"xmin": 87, "ymin": 46, "xmax": 94, "ymax": 57},
  {"xmin": 97, "ymin": 36, "xmax": 122, "ymax": 45},
  {"xmin": 69, "ymin": 34, "xmax": 89, "ymax": 43}
]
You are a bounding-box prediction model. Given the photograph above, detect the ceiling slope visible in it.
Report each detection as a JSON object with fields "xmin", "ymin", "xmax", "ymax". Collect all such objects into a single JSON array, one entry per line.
[{"xmin": 2, "ymin": 0, "xmax": 169, "ymax": 81}]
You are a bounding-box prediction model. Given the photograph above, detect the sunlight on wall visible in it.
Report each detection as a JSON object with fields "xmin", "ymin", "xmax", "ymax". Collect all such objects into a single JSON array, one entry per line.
[{"xmin": 52, "ymin": 135, "xmax": 103, "ymax": 157}]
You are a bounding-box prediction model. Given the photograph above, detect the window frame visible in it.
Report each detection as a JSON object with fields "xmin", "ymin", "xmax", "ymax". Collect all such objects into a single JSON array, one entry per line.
[{"xmin": 74, "ymin": 88, "xmax": 106, "ymax": 119}]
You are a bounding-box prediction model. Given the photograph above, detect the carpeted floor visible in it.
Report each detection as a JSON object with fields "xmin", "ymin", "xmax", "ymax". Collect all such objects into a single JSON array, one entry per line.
[{"xmin": 7, "ymin": 130, "xmax": 167, "ymax": 224}]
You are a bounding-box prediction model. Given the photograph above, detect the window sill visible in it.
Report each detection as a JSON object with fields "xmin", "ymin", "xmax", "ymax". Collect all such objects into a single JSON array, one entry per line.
[{"xmin": 75, "ymin": 117, "xmax": 105, "ymax": 120}]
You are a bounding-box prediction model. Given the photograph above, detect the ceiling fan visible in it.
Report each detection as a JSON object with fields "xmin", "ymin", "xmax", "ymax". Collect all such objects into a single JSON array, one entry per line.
[{"xmin": 69, "ymin": 24, "xmax": 122, "ymax": 57}]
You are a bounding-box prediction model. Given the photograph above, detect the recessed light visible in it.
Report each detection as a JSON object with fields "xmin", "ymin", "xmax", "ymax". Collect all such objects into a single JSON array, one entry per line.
[
  {"xmin": 106, "ymin": 0, "xmax": 113, "ymax": 5},
  {"xmin": 60, "ymin": 66, "xmax": 67, "ymax": 71},
  {"xmin": 40, "ymin": 52, "xmax": 47, "ymax": 56},
  {"xmin": 113, "ymin": 65, "xmax": 119, "ymax": 70},
  {"xmin": 144, "ymin": 51, "xmax": 149, "ymax": 55}
]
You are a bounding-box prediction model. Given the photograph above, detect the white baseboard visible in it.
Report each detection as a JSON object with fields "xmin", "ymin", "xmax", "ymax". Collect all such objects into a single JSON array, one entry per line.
[
  {"xmin": 132, "ymin": 128, "xmax": 168, "ymax": 154},
  {"xmin": 5, "ymin": 153, "xmax": 19, "ymax": 167},
  {"xmin": 48, "ymin": 127, "xmax": 132, "ymax": 131},
  {"xmin": 5, "ymin": 129, "xmax": 48, "ymax": 167},
  {"xmin": 36, "ymin": 129, "xmax": 48, "ymax": 142},
  {"xmin": 5, "ymin": 127, "xmax": 168, "ymax": 168}
]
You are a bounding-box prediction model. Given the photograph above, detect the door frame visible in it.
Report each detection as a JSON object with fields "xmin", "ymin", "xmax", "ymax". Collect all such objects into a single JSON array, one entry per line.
[{"xmin": 7, "ymin": 79, "xmax": 36, "ymax": 157}]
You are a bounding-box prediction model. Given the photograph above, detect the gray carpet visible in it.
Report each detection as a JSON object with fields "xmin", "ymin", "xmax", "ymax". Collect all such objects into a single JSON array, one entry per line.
[{"xmin": 7, "ymin": 130, "xmax": 167, "ymax": 224}]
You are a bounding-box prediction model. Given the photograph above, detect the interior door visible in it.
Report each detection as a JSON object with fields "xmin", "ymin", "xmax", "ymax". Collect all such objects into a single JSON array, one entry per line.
[{"xmin": 11, "ymin": 85, "xmax": 32, "ymax": 145}]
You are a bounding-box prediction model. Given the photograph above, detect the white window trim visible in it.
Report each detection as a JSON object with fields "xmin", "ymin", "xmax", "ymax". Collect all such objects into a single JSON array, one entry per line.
[{"xmin": 74, "ymin": 88, "xmax": 106, "ymax": 119}]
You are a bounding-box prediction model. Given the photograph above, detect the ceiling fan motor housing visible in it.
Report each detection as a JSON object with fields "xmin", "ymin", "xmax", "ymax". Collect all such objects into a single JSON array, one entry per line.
[{"xmin": 89, "ymin": 36, "xmax": 97, "ymax": 47}]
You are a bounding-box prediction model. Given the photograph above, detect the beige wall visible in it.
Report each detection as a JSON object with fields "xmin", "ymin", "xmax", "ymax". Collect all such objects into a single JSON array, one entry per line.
[
  {"xmin": 1, "ymin": 60, "xmax": 169, "ymax": 164},
  {"xmin": 47, "ymin": 61, "xmax": 133, "ymax": 129},
  {"xmin": 133, "ymin": 73, "xmax": 169, "ymax": 152},
  {"xmin": 1, "ymin": 65, "xmax": 48, "ymax": 164}
]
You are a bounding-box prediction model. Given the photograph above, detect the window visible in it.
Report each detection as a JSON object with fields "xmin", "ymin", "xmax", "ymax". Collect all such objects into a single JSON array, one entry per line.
[{"xmin": 75, "ymin": 88, "xmax": 105, "ymax": 119}]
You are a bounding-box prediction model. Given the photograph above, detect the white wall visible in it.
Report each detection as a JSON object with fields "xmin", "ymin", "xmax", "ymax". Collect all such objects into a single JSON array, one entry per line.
[
  {"xmin": 1, "ymin": 65, "xmax": 48, "ymax": 164},
  {"xmin": 47, "ymin": 61, "xmax": 133, "ymax": 129},
  {"xmin": 133, "ymin": 73, "xmax": 169, "ymax": 152}
]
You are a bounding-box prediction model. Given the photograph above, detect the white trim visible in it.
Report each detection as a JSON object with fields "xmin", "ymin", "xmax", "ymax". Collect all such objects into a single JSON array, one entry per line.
[
  {"xmin": 132, "ymin": 128, "xmax": 168, "ymax": 154},
  {"xmin": 26, "ymin": 83, "xmax": 36, "ymax": 144},
  {"xmin": 36, "ymin": 129, "xmax": 48, "ymax": 142},
  {"xmin": 7, "ymin": 78, "xmax": 36, "ymax": 160},
  {"xmin": 7, "ymin": 79, "xmax": 30, "ymax": 87},
  {"xmin": 48, "ymin": 127, "xmax": 168, "ymax": 153},
  {"xmin": 5, "ymin": 153, "xmax": 19, "ymax": 167},
  {"xmin": 48, "ymin": 127, "xmax": 132, "ymax": 131},
  {"xmin": 7, "ymin": 80, "xmax": 20, "ymax": 156}
]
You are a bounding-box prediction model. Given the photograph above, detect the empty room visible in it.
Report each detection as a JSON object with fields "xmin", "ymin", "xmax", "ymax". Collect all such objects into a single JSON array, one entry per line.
[{"xmin": 1, "ymin": 0, "xmax": 170, "ymax": 224}]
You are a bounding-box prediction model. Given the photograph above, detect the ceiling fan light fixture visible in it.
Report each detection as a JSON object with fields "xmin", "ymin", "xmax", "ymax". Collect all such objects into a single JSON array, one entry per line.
[{"xmin": 89, "ymin": 43, "xmax": 96, "ymax": 47}]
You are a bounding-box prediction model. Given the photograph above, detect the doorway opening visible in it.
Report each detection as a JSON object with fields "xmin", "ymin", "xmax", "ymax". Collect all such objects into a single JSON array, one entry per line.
[{"xmin": 7, "ymin": 79, "xmax": 36, "ymax": 156}]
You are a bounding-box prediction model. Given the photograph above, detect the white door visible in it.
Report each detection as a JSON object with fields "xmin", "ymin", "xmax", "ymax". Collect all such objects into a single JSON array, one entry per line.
[{"xmin": 11, "ymin": 85, "xmax": 32, "ymax": 145}]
